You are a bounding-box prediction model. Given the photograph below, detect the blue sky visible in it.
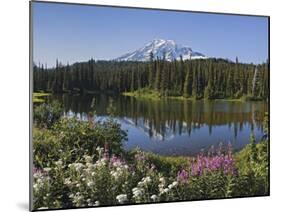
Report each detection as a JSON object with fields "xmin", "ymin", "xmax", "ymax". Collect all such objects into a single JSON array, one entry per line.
[{"xmin": 33, "ymin": 2, "xmax": 268, "ymax": 67}]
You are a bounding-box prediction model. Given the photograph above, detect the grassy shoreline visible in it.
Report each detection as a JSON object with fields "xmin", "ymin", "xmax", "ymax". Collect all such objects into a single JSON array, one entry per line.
[
  {"xmin": 33, "ymin": 92, "xmax": 51, "ymax": 103},
  {"xmin": 34, "ymin": 89, "xmax": 266, "ymax": 102},
  {"xmin": 122, "ymin": 90, "xmax": 257, "ymax": 102}
]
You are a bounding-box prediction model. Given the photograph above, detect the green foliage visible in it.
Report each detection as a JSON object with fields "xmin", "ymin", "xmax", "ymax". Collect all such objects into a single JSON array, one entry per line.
[
  {"xmin": 142, "ymin": 152, "xmax": 190, "ymax": 176},
  {"xmin": 33, "ymin": 117, "xmax": 127, "ymax": 169},
  {"xmin": 33, "ymin": 100, "xmax": 63, "ymax": 128},
  {"xmin": 235, "ymin": 113, "xmax": 269, "ymax": 195},
  {"xmin": 235, "ymin": 140, "xmax": 269, "ymax": 195}
]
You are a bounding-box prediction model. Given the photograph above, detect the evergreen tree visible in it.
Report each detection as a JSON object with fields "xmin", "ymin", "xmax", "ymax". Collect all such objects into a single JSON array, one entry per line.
[
  {"xmin": 148, "ymin": 52, "xmax": 154, "ymax": 88},
  {"xmin": 33, "ymin": 57, "xmax": 268, "ymax": 100},
  {"xmin": 204, "ymin": 60, "xmax": 214, "ymax": 99},
  {"xmin": 154, "ymin": 58, "xmax": 161, "ymax": 91},
  {"xmin": 130, "ymin": 69, "xmax": 135, "ymax": 91},
  {"xmin": 183, "ymin": 61, "xmax": 193, "ymax": 98},
  {"xmin": 192, "ymin": 64, "xmax": 198, "ymax": 99}
]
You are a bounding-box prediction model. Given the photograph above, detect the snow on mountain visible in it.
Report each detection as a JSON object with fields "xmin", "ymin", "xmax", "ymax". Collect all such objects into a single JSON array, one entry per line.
[{"xmin": 115, "ymin": 39, "xmax": 207, "ymax": 61}]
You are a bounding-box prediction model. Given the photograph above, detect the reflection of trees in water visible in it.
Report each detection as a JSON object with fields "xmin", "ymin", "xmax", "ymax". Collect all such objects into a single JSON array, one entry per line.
[{"xmin": 51, "ymin": 94, "xmax": 267, "ymax": 139}]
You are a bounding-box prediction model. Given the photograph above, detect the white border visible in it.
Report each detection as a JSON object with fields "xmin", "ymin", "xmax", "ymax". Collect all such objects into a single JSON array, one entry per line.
[{"xmin": 1, "ymin": 0, "xmax": 280, "ymax": 212}]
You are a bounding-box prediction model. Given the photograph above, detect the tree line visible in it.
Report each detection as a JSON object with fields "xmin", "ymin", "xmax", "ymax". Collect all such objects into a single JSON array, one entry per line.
[{"xmin": 34, "ymin": 54, "xmax": 269, "ymax": 100}]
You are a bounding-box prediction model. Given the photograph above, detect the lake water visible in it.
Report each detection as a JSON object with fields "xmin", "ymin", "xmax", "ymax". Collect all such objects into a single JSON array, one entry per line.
[{"xmin": 49, "ymin": 94, "xmax": 268, "ymax": 156}]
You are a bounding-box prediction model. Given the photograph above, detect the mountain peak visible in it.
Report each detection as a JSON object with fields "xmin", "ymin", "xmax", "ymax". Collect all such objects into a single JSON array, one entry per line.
[
  {"xmin": 115, "ymin": 39, "xmax": 207, "ymax": 61},
  {"xmin": 151, "ymin": 38, "xmax": 174, "ymax": 44}
]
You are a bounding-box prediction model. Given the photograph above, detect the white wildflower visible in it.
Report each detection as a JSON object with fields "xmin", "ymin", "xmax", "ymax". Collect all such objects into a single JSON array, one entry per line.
[
  {"xmin": 68, "ymin": 164, "xmax": 74, "ymax": 168},
  {"xmin": 100, "ymin": 158, "xmax": 107, "ymax": 163},
  {"xmin": 37, "ymin": 178, "xmax": 42, "ymax": 184},
  {"xmin": 113, "ymin": 161, "xmax": 122, "ymax": 167},
  {"xmin": 159, "ymin": 177, "xmax": 165, "ymax": 183},
  {"xmin": 33, "ymin": 184, "xmax": 38, "ymax": 190},
  {"xmin": 137, "ymin": 181, "xmax": 144, "ymax": 187},
  {"xmin": 55, "ymin": 160, "xmax": 63, "ymax": 166},
  {"xmin": 43, "ymin": 167, "xmax": 51, "ymax": 172},
  {"xmin": 74, "ymin": 163, "xmax": 84, "ymax": 171},
  {"xmin": 132, "ymin": 188, "xmax": 143, "ymax": 197},
  {"xmin": 64, "ymin": 178, "xmax": 71, "ymax": 185},
  {"xmin": 96, "ymin": 147, "xmax": 104, "ymax": 156},
  {"xmin": 95, "ymin": 159, "xmax": 106, "ymax": 167},
  {"xmin": 87, "ymin": 181, "xmax": 94, "ymax": 187},
  {"xmin": 96, "ymin": 147, "xmax": 103, "ymax": 152},
  {"xmin": 111, "ymin": 171, "xmax": 118, "ymax": 179},
  {"xmin": 172, "ymin": 181, "xmax": 178, "ymax": 187},
  {"xmin": 151, "ymin": 194, "xmax": 158, "ymax": 201},
  {"xmin": 116, "ymin": 194, "xmax": 127, "ymax": 204},
  {"xmin": 143, "ymin": 176, "xmax": 152, "ymax": 184},
  {"xmin": 158, "ymin": 183, "xmax": 164, "ymax": 189},
  {"xmin": 86, "ymin": 162, "xmax": 93, "ymax": 167},
  {"xmin": 84, "ymin": 155, "xmax": 92, "ymax": 162},
  {"xmin": 33, "ymin": 172, "xmax": 40, "ymax": 178},
  {"xmin": 132, "ymin": 187, "xmax": 139, "ymax": 192}
]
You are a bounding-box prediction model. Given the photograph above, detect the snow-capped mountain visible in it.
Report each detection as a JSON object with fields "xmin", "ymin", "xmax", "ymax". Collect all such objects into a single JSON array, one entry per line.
[{"xmin": 115, "ymin": 39, "xmax": 207, "ymax": 61}]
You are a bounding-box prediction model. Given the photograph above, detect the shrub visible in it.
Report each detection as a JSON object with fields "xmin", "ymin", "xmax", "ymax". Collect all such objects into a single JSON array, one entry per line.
[
  {"xmin": 33, "ymin": 100, "xmax": 63, "ymax": 128},
  {"xmin": 33, "ymin": 117, "xmax": 127, "ymax": 169},
  {"xmin": 235, "ymin": 140, "xmax": 269, "ymax": 195}
]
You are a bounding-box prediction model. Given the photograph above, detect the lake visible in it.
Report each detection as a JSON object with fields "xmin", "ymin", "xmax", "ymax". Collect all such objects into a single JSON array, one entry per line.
[{"xmin": 48, "ymin": 93, "xmax": 268, "ymax": 156}]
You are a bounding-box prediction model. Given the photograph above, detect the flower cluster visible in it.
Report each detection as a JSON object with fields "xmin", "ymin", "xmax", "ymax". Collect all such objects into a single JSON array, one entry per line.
[
  {"xmin": 33, "ymin": 143, "xmax": 263, "ymax": 210},
  {"xmin": 64, "ymin": 147, "xmax": 132, "ymax": 207},
  {"xmin": 159, "ymin": 179, "xmax": 178, "ymax": 196},
  {"xmin": 190, "ymin": 148, "xmax": 237, "ymax": 176},
  {"xmin": 131, "ymin": 176, "xmax": 153, "ymax": 202},
  {"xmin": 116, "ymin": 194, "xmax": 127, "ymax": 204},
  {"xmin": 177, "ymin": 169, "xmax": 189, "ymax": 184},
  {"xmin": 33, "ymin": 168, "xmax": 51, "ymax": 209},
  {"xmin": 33, "ymin": 168, "xmax": 50, "ymax": 192}
]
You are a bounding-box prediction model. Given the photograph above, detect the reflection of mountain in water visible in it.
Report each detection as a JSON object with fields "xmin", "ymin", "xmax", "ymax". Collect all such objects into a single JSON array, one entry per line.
[
  {"xmin": 121, "ymin": 117, "xmax": 176, "ymax": 141},
  {"xmin": 120, "ymin": 117, "xmax": 216, "ymax": 141},
  {"xmin": 50, "ymin": 94, "xmax": 267, "ymax": 141}
]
